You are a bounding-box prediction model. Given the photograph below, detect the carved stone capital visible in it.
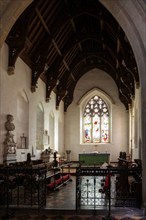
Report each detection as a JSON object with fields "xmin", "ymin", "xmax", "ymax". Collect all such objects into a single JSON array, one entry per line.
[
  {"xmin": 7, "ymin": 66, "xmax": 15, "ymax": 75},
  {"xmin": 31, "ymin": 85, "xmax": 36, "ymax": 92}
]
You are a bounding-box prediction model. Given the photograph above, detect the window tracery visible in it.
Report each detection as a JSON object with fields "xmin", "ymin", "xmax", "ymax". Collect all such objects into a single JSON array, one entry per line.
[{"xmin": 83, "ymin": 95, "xmax": 110, "ymax": 143}]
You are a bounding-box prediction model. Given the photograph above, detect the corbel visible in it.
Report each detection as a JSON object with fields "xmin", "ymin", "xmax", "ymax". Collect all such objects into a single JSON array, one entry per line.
[
  {"xmin": 6, "ymin": 2, "xmax": 36, "ymax": 75},
  {"xmin": 7, "ymin": 38, "xmax": 26, "ymax": 75},
  {"xmin": 31, "ymin": 37, "xmax": 51, "ymax": 92},
  {"xmin": 31, "ymin": 60, "xmax": 46, "ymax": 92},
  {"xmin": 46, "ymin": 78, "xmax": 58, "ymax": 102},
  {"xmin": 55, "ymin": 72, "xmax": 70, "ymax": 109},
  {"xmin": 56, "ymin": 87, "xmax": 67, "ymax": 109},
  {"xmin": 64, "ymin": 93, "xmax": 73, "ymax": 112}
]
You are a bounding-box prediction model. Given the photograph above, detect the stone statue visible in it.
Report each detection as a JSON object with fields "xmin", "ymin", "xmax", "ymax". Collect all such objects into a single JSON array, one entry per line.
[{"xmin": 5, "ymin": 114, "xmax": 15, "ymax": 132}]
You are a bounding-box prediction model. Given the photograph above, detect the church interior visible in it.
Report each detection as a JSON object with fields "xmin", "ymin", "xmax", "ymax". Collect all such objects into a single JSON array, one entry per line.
[{"xmin": 0, "ymin": 0, "xmax": 146, "ymax": 219}]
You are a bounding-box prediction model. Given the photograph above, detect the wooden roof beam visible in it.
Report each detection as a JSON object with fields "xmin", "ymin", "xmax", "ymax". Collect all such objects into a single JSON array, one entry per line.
[{"xmin": 6, "ymin": 2, "xmax": 36, "ymax": 75}]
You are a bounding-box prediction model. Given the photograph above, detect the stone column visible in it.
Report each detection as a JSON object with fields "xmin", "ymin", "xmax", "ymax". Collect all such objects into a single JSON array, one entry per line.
[{"xmin": 141, "ymin": 94, "xmax": 146, "ymax": 212}]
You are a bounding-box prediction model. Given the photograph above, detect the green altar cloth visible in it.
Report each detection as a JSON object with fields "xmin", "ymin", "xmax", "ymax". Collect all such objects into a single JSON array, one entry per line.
[{"xmin": 79, "ymin": 152, "xmax": 110, "ymax": 165}]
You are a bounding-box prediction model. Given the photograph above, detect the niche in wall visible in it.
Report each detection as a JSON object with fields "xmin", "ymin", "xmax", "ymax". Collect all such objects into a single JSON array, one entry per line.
[
  {"xmin": 58, "ymin": 117, "xmax": 63, "ymax": 154},
  {"xmin": 36, "ymin": 103, "xmax": 44, "ymax": 150},
  {"xmin": 16, "ymin": 91, "xmax": 29, "ymax": 149},
  {"xmin": 49, "ymin": 112, "xmax": 54, "ymax": 150}
]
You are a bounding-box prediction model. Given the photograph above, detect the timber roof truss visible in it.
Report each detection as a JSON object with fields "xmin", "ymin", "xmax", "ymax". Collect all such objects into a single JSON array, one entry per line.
[{"xmin": 6, "ymin": 0, "xmax": 139, "ymax": 111}]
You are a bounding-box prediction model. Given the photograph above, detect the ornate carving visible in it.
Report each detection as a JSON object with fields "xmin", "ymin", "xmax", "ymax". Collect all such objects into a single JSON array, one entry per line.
[
  {"xmin": 4, "ymin": 114, "xmax": 16, "ymax": 154},
  {"xmin": 41, "ymin": 147, "xmax": 53, "ymax": 162},
  {"xmin": 7, "ymin": 66, "xmax": 15, "ymax": 75}
]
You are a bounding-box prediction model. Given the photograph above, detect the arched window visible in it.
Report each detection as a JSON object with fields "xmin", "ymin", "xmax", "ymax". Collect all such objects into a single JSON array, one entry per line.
[
  {"xmin": 36, "ymin": 103, "xmax": 44, "ymax": 150},
  {"xmin": 83, "ymin": 95, "xmax": 110, "ymax": 143},
  {"xmin": 17, "ymin": 90, "xmax": 29, "ymax": 149},
  {"xmin": 49, "ymin": 112, "xmax": 54, "ymax": 150}
]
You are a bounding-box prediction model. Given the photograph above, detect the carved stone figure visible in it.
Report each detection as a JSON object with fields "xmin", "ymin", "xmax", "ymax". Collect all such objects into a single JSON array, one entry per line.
[{"xmin": 5, "ymin": 114, "xmax": 15, "ymax": 132}]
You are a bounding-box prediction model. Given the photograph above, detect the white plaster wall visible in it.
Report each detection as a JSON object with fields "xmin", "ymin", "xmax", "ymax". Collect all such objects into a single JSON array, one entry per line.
[
  {"xmin": 0, "ymin": 43, "xmax": 64, "ymax": 163},
  {"xmin": 64, "ymin": 69, "xmax": 129, "ymax": 162}
]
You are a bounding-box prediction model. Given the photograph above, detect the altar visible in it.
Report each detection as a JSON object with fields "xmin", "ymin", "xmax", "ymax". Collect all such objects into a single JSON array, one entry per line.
[{"xmin": 79, "ymin": 152, "xmax": 110, "ymax": 166}]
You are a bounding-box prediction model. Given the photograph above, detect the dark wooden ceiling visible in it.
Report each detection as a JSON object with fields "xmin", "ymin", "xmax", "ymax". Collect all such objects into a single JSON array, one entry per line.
[{"xmin": 6, "ymin": 0, "xmax": 139, "ymax": 111}]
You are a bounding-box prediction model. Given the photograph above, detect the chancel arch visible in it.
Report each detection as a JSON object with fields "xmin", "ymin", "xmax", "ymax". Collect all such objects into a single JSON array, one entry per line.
[{"xmin": 0, "ymin": 0, "xmax": 146, "ymax": 211}]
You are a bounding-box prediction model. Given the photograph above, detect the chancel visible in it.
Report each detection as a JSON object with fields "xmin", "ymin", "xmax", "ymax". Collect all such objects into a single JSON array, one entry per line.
[{"xmin": 0, "ymin": 0, "xmax": 146, "ymax": 219}]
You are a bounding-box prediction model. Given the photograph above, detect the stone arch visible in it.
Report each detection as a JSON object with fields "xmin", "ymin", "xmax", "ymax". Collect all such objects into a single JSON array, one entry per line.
[
  {"xmin": 1, "ymin": 1, "xmax": 145, "ymax": 81},
  {"xmin": 78, "ymin": 87, "xmax": 115, "ymax": 107},
  {"xmin": 0, "ymin": 0, "xmax": 146, "ymax": 207},
  {"xmin": 0, "ymin": 0, "xmax": 32, "ymax": 49},
  {"xmin": 79, "ymin": 88, "xmax": 113, "ymax": 144}
]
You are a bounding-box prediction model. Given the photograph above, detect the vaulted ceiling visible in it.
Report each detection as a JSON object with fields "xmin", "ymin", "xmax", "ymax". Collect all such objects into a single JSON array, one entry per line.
[{"xmin": 6, "ymin": 0, "xmax": 139, "ymax": 111}]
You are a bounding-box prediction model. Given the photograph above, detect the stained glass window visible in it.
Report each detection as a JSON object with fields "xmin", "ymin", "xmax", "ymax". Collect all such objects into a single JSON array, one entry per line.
[{"xmin": 83, "ymin": 95, "xmax": 109, "ymax": 143}]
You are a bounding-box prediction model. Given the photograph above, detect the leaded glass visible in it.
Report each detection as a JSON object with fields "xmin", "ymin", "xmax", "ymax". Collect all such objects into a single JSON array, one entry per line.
[
  {"xmin": 83, "ymin": 95, "xmax": 109, "ymax": 143},
  {"xmin": 84, "ymin": 115, "xmax": 92, "ymax": 142},
  {"xmin": 93, "ymin": 114, "xmax": 100, "ymax": 142},
  {"xmin": 101, "ymin": 114, "xmax": 109, "ymax": 142}
]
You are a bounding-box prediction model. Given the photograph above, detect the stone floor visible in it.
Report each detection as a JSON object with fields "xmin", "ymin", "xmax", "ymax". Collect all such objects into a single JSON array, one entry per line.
[{"xmin": 0, "ymin": 209, "xmax": 146, "ymax": 220}]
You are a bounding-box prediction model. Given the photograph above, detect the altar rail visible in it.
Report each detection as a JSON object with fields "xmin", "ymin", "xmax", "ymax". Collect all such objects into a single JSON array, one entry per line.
[
  {"xmin": 0, "ymin": 165, "xmax": 47, "ymax": 216},
  {"xmin": 76, "ymin": 166, "xmax": 142, "ymax": 212}
]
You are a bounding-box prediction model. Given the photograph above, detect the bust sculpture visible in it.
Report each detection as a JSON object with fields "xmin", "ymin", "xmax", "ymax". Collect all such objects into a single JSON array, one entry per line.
[{"xmin": 5, "ymin": 114, "xmax": 15, "ymax": 132}]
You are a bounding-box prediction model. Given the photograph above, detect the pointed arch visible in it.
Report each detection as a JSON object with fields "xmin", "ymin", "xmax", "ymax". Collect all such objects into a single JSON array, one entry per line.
[
  {"xmin": 49, "ymin": 111, "xmax": 55, "ymax": 150},
  {"xmin": 16, "ymin": 90, "xmax": 29, "ymax": 148},
  {"xmin": 36, "ymin": 102, "xmax": 44, "ymax": 150},
  {"xmin": 79, "ymin": 88, "xmax": 113, "ymax": 144}
]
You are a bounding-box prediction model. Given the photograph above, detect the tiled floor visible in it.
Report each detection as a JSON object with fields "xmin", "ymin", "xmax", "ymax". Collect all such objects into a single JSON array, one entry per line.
[
  {"xmin": 46, "ymin": 176, "xmax": 75, "ymax": 210},
  {"xmin": 0, "ymin": 175, "xmax": 146, "ymax": 219}
]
